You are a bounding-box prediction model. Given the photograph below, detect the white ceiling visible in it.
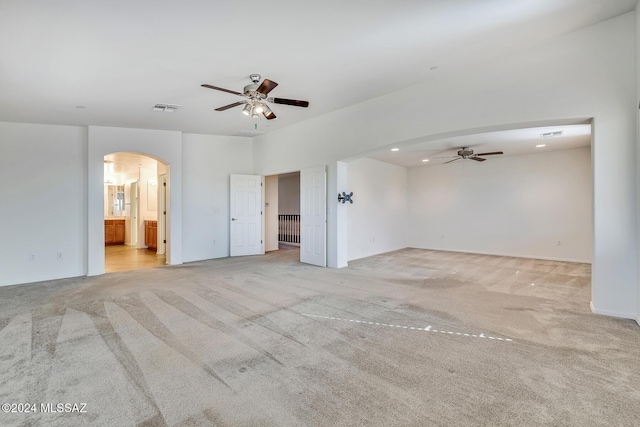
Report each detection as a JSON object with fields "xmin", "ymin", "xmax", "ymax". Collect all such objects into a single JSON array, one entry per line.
[
  {"xmin": 0, "ymin": 1, "xmax": 635, "ymax": 137},
  {"xmin": 368, "ymin": 124, "xmax": 592, "ymax": 168},
  {"xmin": 104, "ymin": 152, "xmax": 157, "ymax": 183}
]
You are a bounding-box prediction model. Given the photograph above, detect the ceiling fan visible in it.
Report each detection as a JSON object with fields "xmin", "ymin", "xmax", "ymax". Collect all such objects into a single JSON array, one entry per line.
[
  {"xmin": 201, "ymin": 74, "xmax": 309, "ymax": 120},
  {"xmin": 437, "ymin": 147, "xmax": 504, "ymax": 164}
]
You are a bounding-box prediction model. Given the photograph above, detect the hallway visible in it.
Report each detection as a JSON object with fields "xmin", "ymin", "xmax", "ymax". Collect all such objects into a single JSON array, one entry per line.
[{"xmin": 105, "ymin": 245, "xmax": 166, "ymax": 273}]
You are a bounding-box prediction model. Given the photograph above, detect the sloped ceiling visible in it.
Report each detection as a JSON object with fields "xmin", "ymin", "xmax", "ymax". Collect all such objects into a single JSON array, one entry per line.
[{"xmin": 0, "ymin": 1, "xmax": 635, "ymax": 137}]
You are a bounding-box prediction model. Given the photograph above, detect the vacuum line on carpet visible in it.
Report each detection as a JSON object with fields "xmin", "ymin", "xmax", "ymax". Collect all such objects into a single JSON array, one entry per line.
[{"xmin": 302, "ymin": 314, "xmax": 513, "ymax": 343}]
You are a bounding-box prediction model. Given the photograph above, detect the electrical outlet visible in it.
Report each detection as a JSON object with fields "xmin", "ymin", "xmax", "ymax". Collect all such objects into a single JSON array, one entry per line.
[
  {"xmin": 57, "ymin": 252, "xmax": 63, "ymax": 259},
  {"xmin": 441, "ymin": 234, "xmax": 445, "ymax": 239},
  {"xmin": 213, "ymin": 239, "xmax": 216, "ymax": 244},
  {"xmin": 557, "ymin": 240, "xmax": 561, "ymax": 246},
  {"xmin": 28, "ymin": 253, "xmax": 36, "ymax": 262}
]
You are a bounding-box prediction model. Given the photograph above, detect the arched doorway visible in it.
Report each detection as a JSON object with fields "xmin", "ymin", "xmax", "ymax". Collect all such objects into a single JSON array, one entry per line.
[
  {"xmin": 87, "ymin": 126, "xmax": 183, "ymax": 277},
  {"xmin": 103, "ymin": 152, "xmax": 168, "ymax": 272}
]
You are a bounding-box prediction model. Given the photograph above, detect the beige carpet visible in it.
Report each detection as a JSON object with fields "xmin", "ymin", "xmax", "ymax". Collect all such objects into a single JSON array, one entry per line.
[{"xmin": 0, "ymin": 248, "xmax": 638, "ymax": 426}]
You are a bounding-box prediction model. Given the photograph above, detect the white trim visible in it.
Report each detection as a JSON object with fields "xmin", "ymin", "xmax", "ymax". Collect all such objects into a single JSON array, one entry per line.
[
  {"xmin": 407, "ymin": 246, "xmax": 591, "ymax": 264},
  {"xmin": 261, "ymin": 175, "xmax": 266, "ymax": 255},
  {"xmin": 590, "ymin": 301, "xmax": 636, "ymax": 320},
  {"xmin": 347, "ymin": 246, "xmax": 407, "ymax": 262}
]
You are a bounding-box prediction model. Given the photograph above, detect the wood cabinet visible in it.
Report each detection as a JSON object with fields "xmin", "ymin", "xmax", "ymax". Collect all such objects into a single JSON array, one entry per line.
[
  {"xmin": 145, "ymin": 220, "xmax": 157, "ymax": 251},
  {"xmin": 105, "ymin": 220, "xmax": 125, "ymax": 245}
]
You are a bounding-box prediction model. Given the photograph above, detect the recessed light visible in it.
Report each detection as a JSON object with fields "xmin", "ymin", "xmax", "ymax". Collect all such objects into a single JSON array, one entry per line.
[
  {"xmin": 422, "ymin": 159, "xmax": 429, "ymax": 162},
  {"xmin": 76, "ymin": 105, "xmax": 86, "ymax": 109},
  {"xmin": 391, "ymin": 148, "xmax": 399, "ymax": 152},
  {"xmin": 536, "ymin": 144, "xmax": 546, "ymax": 148},
  {"xmin": 430, "ymin": 66, "xmax": 439, "ymax": 71}
]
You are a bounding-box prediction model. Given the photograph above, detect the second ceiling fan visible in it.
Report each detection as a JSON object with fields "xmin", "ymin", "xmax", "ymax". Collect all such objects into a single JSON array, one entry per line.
[
  {"xmin": 201, "ymin": 74, "xmax": 309, "ymax": 120},
  {"xmin": 438, "ymin": 147, "xmax": 504, "ymax": 164}
]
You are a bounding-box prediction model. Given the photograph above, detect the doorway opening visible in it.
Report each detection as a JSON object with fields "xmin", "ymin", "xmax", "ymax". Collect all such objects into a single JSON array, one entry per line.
[
  {"xmin": 103, "ymin": 152, "xmax": 168, "ymax": 273},
  {"xmin": 263, "ymin": 167, "xmax": 327, "ymax": 267},
  {"xmin": 347, "ymin": 122, "xmax": 593, "ymax": 267},
  {"xmin": 265, "ymin": 172, "xmax": 301, "ymax": 257}
]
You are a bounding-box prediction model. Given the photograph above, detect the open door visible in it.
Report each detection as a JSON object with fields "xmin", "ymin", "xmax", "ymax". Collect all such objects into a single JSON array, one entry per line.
[
  {"xmin": 300, "ymin": 166, "xmax": 326, "ymax": 266},
  {"xmin": 230, "ymin": 174, "xmax": 264, "ymax": 256}
]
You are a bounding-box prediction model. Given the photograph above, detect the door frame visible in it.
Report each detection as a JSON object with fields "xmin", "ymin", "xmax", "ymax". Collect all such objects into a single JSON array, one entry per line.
[
  {"xmin": 157, "ymin": 173, "xmax": 167, "ymax": 255},
  {"xmin": 130, "ymin": 180, "xmax": 139, "ymax": 246},
  {"xmin": 260, "ymin": 168, "xmax": 328, "ymax": 267}
]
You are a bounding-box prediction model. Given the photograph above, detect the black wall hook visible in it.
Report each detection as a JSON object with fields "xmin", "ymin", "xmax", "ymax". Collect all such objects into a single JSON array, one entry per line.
[{"xmin": 338, "ymin": 192, "xmax": 354, "ymax": 204}]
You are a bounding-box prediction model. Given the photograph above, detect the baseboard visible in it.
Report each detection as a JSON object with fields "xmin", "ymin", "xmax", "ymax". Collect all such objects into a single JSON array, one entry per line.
[
  {"xmin": 590, "ymin": 301, "xmax": 637, "ymax": 320},
  {"xmin": 408, "ymin": 246, "xmax": 591, "ymax": 264},
  {"xmin": 347, "ymin": 246, "xmax": 408, "ymax": 263}
]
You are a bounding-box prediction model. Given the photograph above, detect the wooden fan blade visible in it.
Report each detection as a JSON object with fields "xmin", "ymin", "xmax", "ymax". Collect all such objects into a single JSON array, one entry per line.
[
  {"xmin": 201, "ymin": 84, "xmax": 242, "ymax": 96},
  {"xmin": 263, "ymin": 110, "xmax": 277, "ymax": 120},
  {"xmin": 257, "ymin": 79, "xmax": 278, "ymax": 95},
  {"xmin": 272, "ymin": 98, "xmax": 309, "ymax": 108},
  {"xmin": 475, "ymin": 151, "xmax": 503, "ymax": 156},
  {"xmin": 470, "ymin": 156, "xmax": 487, "ymax": 162},
  {"xmin": 444, "ymin": 157, "xmax": 461, "ymax": 164},
  {"xmin": 215, "ymin": 101, "xmax": 245, "ymax": 111}
]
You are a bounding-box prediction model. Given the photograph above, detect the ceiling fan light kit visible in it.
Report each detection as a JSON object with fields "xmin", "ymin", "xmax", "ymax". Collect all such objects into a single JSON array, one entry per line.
[{"xmin": 202, "ymin": 74, "xmax": 309, "ymax": 121}]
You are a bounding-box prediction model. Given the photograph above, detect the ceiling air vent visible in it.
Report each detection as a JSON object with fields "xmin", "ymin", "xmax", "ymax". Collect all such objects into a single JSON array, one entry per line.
[
  {"xmin": 540, "ymin": 130, "xmax": 563, "ymax": 138},
  {"xmin": 152, "ymin": 103, "xmax": 181, "ymax": 113}
]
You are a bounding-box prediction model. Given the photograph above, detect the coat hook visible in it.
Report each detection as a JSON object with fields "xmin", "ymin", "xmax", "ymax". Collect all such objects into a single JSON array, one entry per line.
[{"xmin": 338, "ymin": 192, "xmax": 354, "ymax": 204}]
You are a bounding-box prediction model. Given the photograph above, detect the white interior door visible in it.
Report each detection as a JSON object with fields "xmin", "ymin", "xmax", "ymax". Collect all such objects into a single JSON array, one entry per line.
[
  {"xmin": 230, "ymin": 174, "xmax": 263, "ymax": 257},
  {"xmin": 300, "ymin": 166, "xmax": 326, "ymax": 266}
]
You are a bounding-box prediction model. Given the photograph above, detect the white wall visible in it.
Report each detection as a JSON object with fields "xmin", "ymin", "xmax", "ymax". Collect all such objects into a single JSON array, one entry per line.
[
  {"xmin": 88, "ymin": 126, "xmax": 183, "ymax": 274},
  {"xmin": 0, "ymin": 122, "xmax": 87, "ymax": 286},
  {"xmin": 347, "ymin": 158, "xmax": 408, "ymax": 261},
  {"xmin": 278, "ymin": 173, "xmax": 300, "ymax": 215},
  {"xmin": 253, "ymin": 13, "xmax": 637, "ymax": 319},
  {"xmin": 265, "ymin": 175, "xmax": 279, "ymax": 251},
  {"xmin": 181, "ymin": 133, "xmax": 253, "ymax": 262},
  {"xmin": 636, "ymin": 0, "xmax": 640, "ymax": 326},
  {"xmin": 408, "ymin": 147, "xmax": 592, "ymax": 262}
]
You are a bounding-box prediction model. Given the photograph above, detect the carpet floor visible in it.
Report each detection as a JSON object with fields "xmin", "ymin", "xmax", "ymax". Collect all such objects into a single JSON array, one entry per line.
[{"xmin": 0, "ymin": 248, "xmax": 638, "ymax": 426}]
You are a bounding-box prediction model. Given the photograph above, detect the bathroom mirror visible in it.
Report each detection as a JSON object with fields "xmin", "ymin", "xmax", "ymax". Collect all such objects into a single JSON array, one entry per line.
[{"xmin": 107, "ymin": 185, "xmax": 125, "ymax": 216}]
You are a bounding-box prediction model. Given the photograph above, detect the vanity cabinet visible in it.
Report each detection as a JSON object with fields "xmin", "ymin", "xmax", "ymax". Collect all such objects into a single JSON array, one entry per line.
[
  {"xmin": 145, "ymin": 220, "xmax": 157, "ymax": 251},
  {"xmin": 105, "ymin": 219, "xmax": 125, "ymax": 245}
]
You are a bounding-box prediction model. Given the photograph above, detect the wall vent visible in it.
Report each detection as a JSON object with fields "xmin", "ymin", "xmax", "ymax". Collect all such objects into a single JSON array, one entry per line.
[
  {"xmin": 540, "ymin": 130, "xmax": 563, "ymax": 138},
  {"xmin": 152, "ymin": 103, "xmax": 181, "ymax": 112}
]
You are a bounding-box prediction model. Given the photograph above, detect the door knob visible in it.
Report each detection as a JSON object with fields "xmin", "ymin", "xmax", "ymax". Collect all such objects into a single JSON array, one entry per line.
[{"xmin": 231, "ymin": 218, "xmax": 237, "ymax": 221}]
